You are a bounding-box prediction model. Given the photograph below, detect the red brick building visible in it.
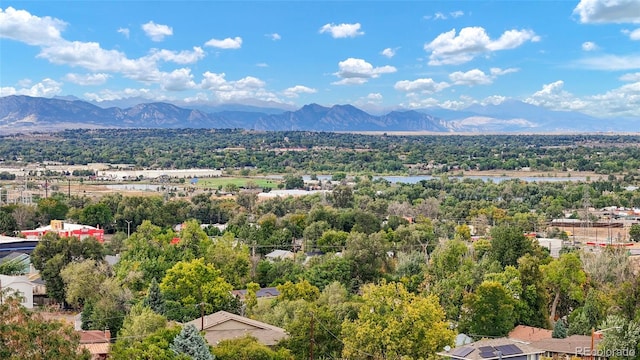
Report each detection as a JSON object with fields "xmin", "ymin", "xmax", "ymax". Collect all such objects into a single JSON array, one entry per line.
[{"xmin": 21, "ymin": 220, "xmax": 104, "ymax": 243}]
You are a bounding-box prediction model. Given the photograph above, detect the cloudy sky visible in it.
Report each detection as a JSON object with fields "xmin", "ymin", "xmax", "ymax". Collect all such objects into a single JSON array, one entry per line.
[{"xmin": 2, "ymin": 0, "xmax": 640, "ymax": 118}]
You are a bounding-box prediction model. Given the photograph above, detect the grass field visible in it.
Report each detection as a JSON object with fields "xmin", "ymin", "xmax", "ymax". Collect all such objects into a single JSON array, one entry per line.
[{"xmin": 195, "ymin": 177, "xmax": 280, "ymax": 189}]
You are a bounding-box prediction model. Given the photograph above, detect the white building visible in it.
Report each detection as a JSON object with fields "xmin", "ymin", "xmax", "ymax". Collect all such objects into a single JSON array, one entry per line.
[{"xmin": 0, "ymin": 275, "xmax": 34, "ymax": 308}]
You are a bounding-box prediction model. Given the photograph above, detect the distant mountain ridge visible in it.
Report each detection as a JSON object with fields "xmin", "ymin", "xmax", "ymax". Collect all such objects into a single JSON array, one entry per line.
[{"xmin": 0, "ymin": 95, "xmax": 636, "ymax": 134}]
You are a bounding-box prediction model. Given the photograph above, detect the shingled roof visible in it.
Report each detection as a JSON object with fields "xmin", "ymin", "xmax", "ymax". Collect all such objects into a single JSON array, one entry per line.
[{"xmin": 185, "ymin": 310, "xmax": 288, "ymax": 346}]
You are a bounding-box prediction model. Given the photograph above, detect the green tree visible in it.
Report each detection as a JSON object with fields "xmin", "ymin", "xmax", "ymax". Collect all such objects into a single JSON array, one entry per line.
[
  {"xmin": 331, "ymin": 185, "xmax": 354, "ymax": 208},
  {"xmin": 552, "ymin": 319, "xmax": 567, "ymax": 338},
  {"xmin": 630, "ymin": 224, "xmax": 640, "ymax": 242},
  {"xmin": 60, "ymin": 259, "xmax": 109, "ymax": 308},
  {"xmin": 0, "ymin": 210, "xmax": 17, "ymax": 235},
  {"xmin": 341, "ymin": 281, "xmax": 455, "ymax": 360},
  {"xmin": 244, "ymin": 282, "xmax": 260, "ymax": 316},
  {"xmin": 170, "ymin": 324, "xmax": 215, "ymax": 360},
  {"xmin": 460, "ymin": 281, "xmax": 516, "ymax": 337},
  {"xmin": 543, "ymin": 252, "xmax": 587, "ymax": 325},
  {"xmin": 0, "ymin": 298, "xmax": 91, "ymax": 360},
  {"xmin": 143, "ymin": 277, "xmax": 166, "ymax": 315},
  {"xmin": 344, "ymin": 231, "xmax": 391, "ymax": 290},
  {"xmin": 283, "ymin": 174, "xmax": 304, "ymax": 190},
  {"xmin": 31, "ymin": 234, "xmax": 104, "ymax": 304},
  {"xmin": 213, "ymin": 335, "xmax": 292, "ymax": 360},
  {"xmin": 161, "ymin": 258, "xmax": 234, "ymax": 322},
  {"xmin": 37, "ymin": 197, "xmax": 69, "ymax": 224},
  {"xmin": 277, "ymin": 280, "xmax": 320, "ymax": 302},
  {"xmin": 489, "ymin": 225, "xmax": 533, "ymax": 268},
  {"xmin": 118, "ymin": 303, "xmax": 168, "ymax": 340},
  {"xmin": 79, "ymin": 203, "xmax": 113, "ymax": 228},
  {"xmin": 598, "ymin": 314, "xmax": 640, "ymax": 360},
  {"xmin": 110, "ymin": 326, "xmax": 184, "ymax": 360},
  {"xmin": 205, "ymin": 233, "xmax": 251, "ymax": 288}
]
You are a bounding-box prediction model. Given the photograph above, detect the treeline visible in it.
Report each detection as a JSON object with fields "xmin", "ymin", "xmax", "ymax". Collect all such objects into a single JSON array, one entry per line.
[{"xmin": 2, "ymin": 129, "xmax": 640, "ymax": 174}]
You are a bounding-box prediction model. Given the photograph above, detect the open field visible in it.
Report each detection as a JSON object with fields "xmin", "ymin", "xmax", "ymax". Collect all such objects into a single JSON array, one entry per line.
[{"xmin": 194, "ymin": 177, "xmax": 279, "ymax": 189}]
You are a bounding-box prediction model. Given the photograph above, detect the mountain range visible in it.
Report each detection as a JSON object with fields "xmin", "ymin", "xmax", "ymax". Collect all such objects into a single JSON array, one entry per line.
[{"xmin": 0, "ymin": 95, "xmax": 636, "ymax": 134}]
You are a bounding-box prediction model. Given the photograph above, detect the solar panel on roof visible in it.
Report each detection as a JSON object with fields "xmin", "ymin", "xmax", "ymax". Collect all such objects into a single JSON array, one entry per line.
[
  {"xmin": 451, "ymin": 347, "xmax": 474, "ymax": 358},
  {"xmin": 494, "ymin": 345, "xmax": 524, "ymax": 356},
  {"xmin": 479, "ymin": 346, "xmax": 495, "ymax": 353},
  {"xmin": 479, "ymin": 352, "xmax": 496, "ymax": 358}
]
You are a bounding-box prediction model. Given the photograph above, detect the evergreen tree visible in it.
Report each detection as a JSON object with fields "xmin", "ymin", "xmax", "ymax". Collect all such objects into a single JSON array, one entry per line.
[
  {"xmin": 81, "ymin": 299, "xmax": 94, "ymax": 330},
  {"xmin": 143, "ymin": 278, "xmax": 165, "ymax": 315},
  {"xmin": 170, "ymin": 324, "xmax": 215, "ymax": 360},
  {"xmin": 552, "ymin": 319, "xmax": 567, "ymax": 338}
]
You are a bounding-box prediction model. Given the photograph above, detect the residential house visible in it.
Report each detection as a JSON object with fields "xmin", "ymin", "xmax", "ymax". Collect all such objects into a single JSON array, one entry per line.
[
  {"xmin": 185, "ymin": 310, "xmax": 288, "ymax": 346},
  {"xmin": 508, "ymin": 325, "xmax": 553, "ymax": 343},
  {"xmin": 231, "ymin": 287, "xmax": 280, "ymax": 300},
  {"xmin": 0, "ymin": 274, "xmax": 34, "ymax": 308},
  {"xmin": 265, "ymin": 249, "xmax": 295, "ymax": 261},
  {"xmin": 77, "ymin": 330, "xmax": 110, "ymax": 360},
  {"xmin": 438, "ymin": 337, "xmax": 544, "ymax": 360},
  {"xmin": 530, "ymin": 335, "xmax": 605, "ymax": 360}
]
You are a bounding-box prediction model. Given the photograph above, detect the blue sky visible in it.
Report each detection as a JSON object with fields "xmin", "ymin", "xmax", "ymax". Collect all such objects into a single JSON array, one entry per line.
[{"xmin": 2, "ymin": 1, "xmax": 640, "ymax": 118}]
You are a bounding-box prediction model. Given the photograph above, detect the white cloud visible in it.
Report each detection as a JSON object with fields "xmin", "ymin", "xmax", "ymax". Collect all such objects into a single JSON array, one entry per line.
[
  {"xmin": 434, "ymin": 12, "xmax": 447, "ymax": 20},
  {"xmin": 576, "ymin": 54, "xmax": 640, "ymax": 70},
  {"xmin": 620, "ymin": 72, "xmax": 640, "ymax": 82},
  {"xmin": 449, "ymin": 69, "xmax": 493, "ymax": 85},
  {"xmin": 117, "ymin": 27, "xmax": 130, "ymax": 39},
  {"xmin": 37, "ymin": 40, "xmax": 160, "ymax": 82},
  {"xmin": 424, "ymin": 10, "xmax": 464, "ymax": 20},
  {"xmin": 481, "ymin": 95, "xmax": 507, "ymax": 105},
  {"xmin": 84, "ymin": 88, "xmax": 154, "ymax": 102},
  {"xmin": 256, "ymin": 63, "xmax": 269, "ymax": 67},
  {"xmin": 204, "ymin": 36, "xmax": 242, "ymax": 49},
  {"xmin": 141, "ymin": 21, "xmax": 173, "ymax": 42},
  {"xmin": 401, "ymin": 97, "xmax": 441, "ymax": 109},
  {"xmin": 490, "ymin": 67, "xmax": 519, "ymax": 76},
  {"xmin": 332, "ymin": 58, "xmax": 396, "ymax": 85},
  {"xmin": 524, "ymin": 80, "xmax": 588, "ymax": 111},
  {"xmin": 148, "ymin": 47, "xmax": 205, "ymax": 64},
  {"xmin": 394, "ymin": 78, "xmax": 449, "ymax": 93},
  {"xmin": 266, "ymin": 33, "xmax": 281, "ymax": 41},
  {"xmin": 424, "ymin": 27, "xmax": 539, "ymax": 65},
  {"xmin": 448, "ymin": 68, "xmax": 517, "ymax": 86},
  {"xmin": 0, "ymin": 78, "xmax": 63, "ymax": 97},
  {"xmin": 523, "ymin": 78, "xmax": 640, "ymax": 117},
  {"xmin": 381, "ymin": 47, "xmax": 397, "ymax": 58},
  {"xmin": 0, "ymin": 6, "xmax": 66, "ymax": 46},
  {"xmin": 200, "ymin": 71, "xmax": 279, "ymax": 102},
  {"xmin": 319, "ymin": 23, "xmax": 364, "ymax": 38},
  {"xmin": 366, "ymin": 93, "xmax": 383, "ymax": 102},
  {"xmin": 283, "ymin": 85, "xmax": 317, "ymax": 98},
  {"xmin": 628, "ymin": 28, "xmax": 640, "ymax": 40},
  {"xmin": 582, "ymin": 41, "xmax": 599, "ymax": 51},
  {"xmin": 63, "ymin": 73, "xmax": 110, "ymax": 86},
  {"xmin": 160, "ymin": 68, "xmax": 196, "ymax": 91},
  {"xmin": 573, "ymin": 0, "xmax": 640, "ymax": 24}
]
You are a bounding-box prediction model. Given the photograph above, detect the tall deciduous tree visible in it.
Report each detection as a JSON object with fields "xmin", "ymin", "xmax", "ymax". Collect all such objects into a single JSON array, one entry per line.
[
  {"xmin": 543, "ymin": 252, "xmax": 587, "ymax": 324},
  {"xmin": 160, "ymin": 258, "xmax": 234, "ymax": 322},
  {"xmin": 0, "ymin": 298, "xmax": 91, "ymax": 359},
  {"xmin": 341, "ymin": 281, "xmax": 454, "ymax": 360},
  {"xmin": 60, "ymin": 259, "xmax": 109, "ymax": 308},
  {"xmin": 205, "ymin": 233, "xmax": 250, "ymax": 289},
  {"xmin": 213, "ymin": 335, "xmax": 291, "ymax": 360},
  {"xmin": 489, "ymin": 225, "xmax": 533, "ymax": 268},
  {"xmin": 460, "ymin": 281, "xmax": 516, "ymax": 338},
  {"xmin": 31, "ymin": 234, "xmax": 104, "ymax": 304}
]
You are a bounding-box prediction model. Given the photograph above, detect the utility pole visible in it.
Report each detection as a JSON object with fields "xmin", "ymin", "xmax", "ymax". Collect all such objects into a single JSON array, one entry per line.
[
  {"xmin": 125, "ymin": 220, "xmax": 132, "ymax": 238},
  {"xmin": 309, "ymin": 312, "xmax": 314, "ymax": 360}
]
